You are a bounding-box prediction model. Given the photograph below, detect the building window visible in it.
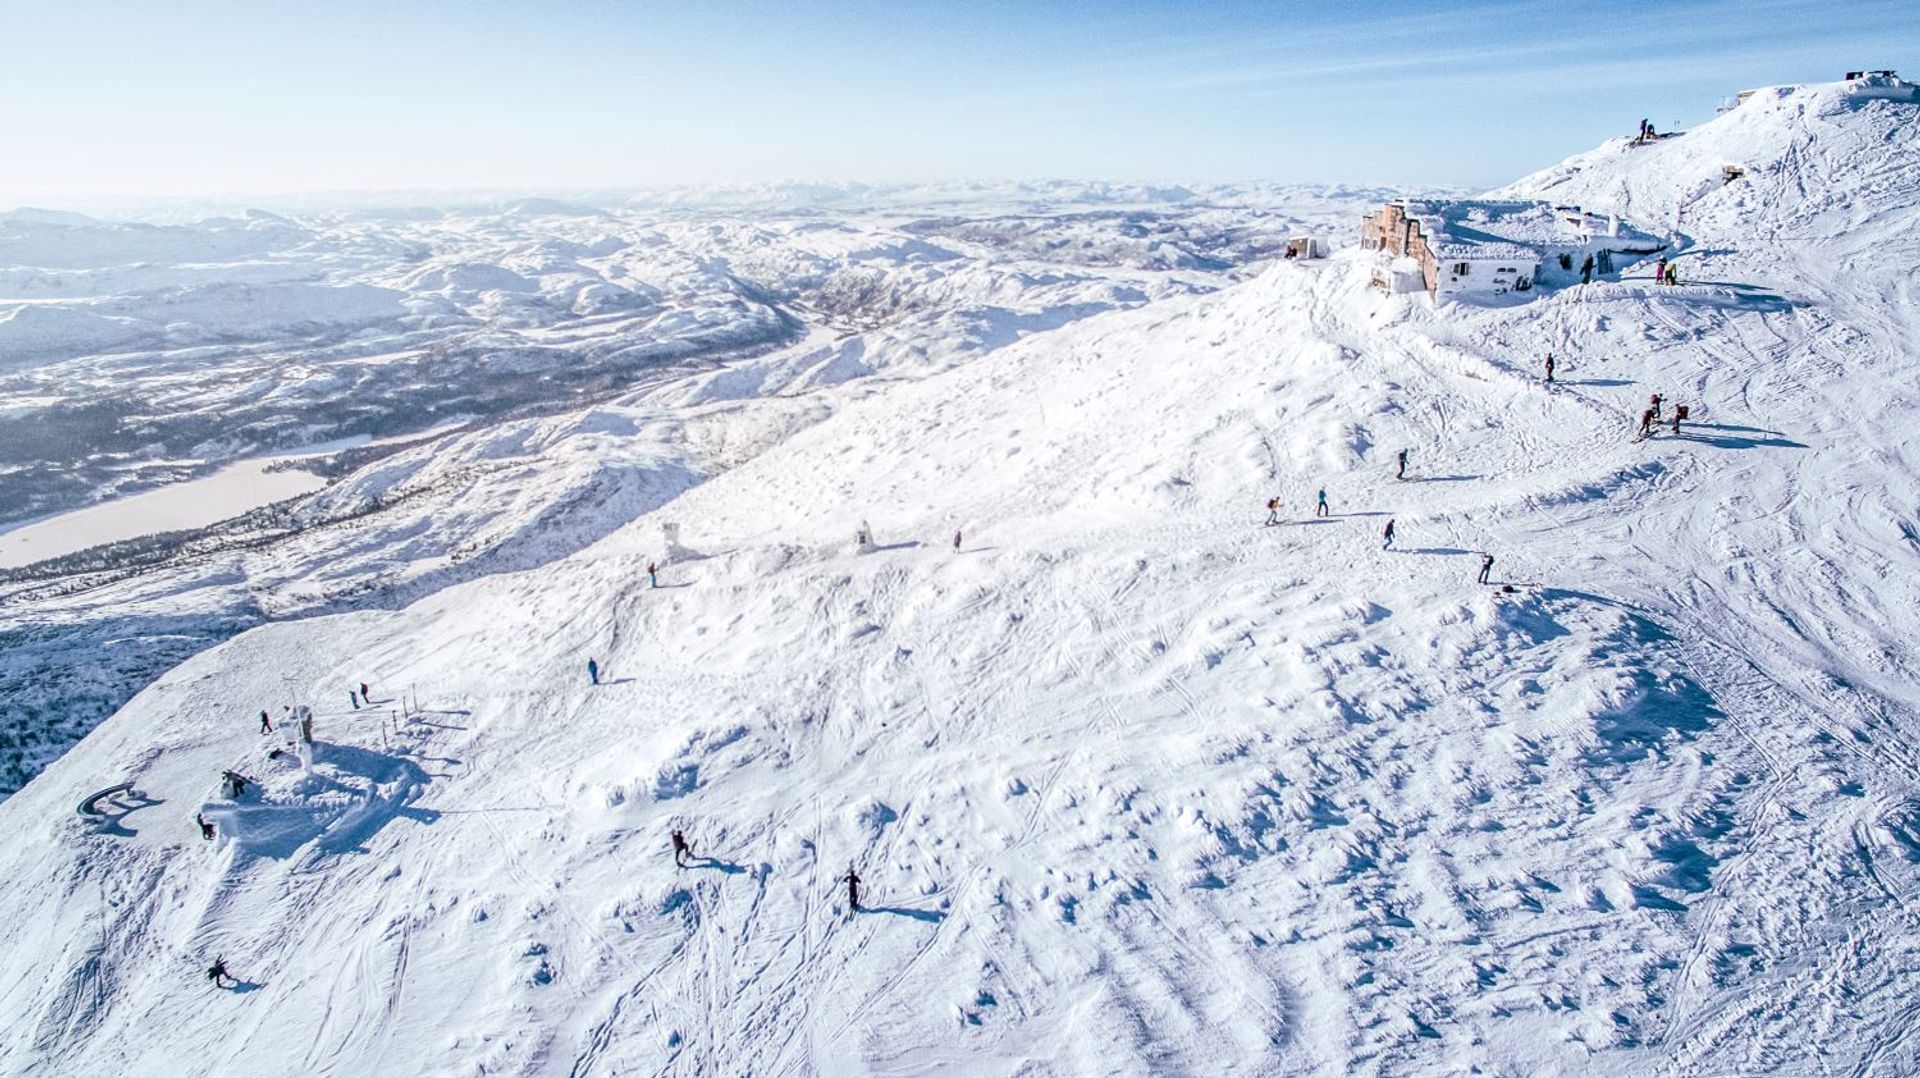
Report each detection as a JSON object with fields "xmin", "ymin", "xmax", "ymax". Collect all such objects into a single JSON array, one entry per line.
[{"xmin": 1453, "ymin": 262, "xmax": 1470, "ymax": 275}]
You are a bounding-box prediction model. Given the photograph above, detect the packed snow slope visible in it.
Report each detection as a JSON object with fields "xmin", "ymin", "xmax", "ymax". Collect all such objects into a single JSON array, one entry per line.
[
  {"xmin": 0, "ymin": 184, "xmax": 1387, "ymax": 795},
  {"xmin": 3, "ymin": 80, "xmax": 1920, "ymax": 1074}
]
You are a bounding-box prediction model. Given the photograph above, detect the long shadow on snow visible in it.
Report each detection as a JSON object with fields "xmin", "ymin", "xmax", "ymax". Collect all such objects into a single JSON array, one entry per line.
[{"xmin": 860, "ymin": 906, "xmax": 946, "ymax": 923}]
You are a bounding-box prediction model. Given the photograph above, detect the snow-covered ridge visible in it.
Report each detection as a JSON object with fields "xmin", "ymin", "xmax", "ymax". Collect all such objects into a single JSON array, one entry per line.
[{"xmin": 4, "ymin": 82, "xmax": 1920, "ymax": 1074}]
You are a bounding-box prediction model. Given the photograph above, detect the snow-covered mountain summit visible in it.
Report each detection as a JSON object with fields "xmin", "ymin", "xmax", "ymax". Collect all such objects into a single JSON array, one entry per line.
[
  {"xmin": 1497, "ymin": 76, "xmax": 1920, "ymax": 239},
  {"xmin": 3, "ymin": 82, "xmax": 1919, "ymax": 1075}
]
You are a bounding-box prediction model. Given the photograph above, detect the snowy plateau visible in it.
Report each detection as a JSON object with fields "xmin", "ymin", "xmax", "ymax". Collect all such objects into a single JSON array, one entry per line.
[{"xmin": 0, "ymin": 79, "xmax": 1918, "ymax": 1075}]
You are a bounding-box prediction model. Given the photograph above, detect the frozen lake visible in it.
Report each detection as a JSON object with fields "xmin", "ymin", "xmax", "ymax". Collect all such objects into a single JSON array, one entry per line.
[{"xmin": 0, "ymin": 457, "xmax": 328, "ymax": 569}]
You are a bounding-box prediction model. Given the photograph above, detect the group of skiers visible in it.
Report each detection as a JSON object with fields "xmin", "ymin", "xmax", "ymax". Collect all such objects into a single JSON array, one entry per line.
[
  {"xmin": 1652, "ymin": 255, "xmax": 1680, "ymax": 286},
  {"xmin": 668, "ymin": 829, "xmax": 865, "ymax": 911},
  {"xmin": 1636, "ymin": 392, "xmax": 1691, "ymax": 439}
]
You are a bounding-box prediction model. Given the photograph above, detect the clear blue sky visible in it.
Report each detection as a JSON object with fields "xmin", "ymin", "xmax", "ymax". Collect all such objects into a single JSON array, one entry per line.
[{"xmin": 1, "ymin": 0, "xmax": 1912, "ymax": 200}]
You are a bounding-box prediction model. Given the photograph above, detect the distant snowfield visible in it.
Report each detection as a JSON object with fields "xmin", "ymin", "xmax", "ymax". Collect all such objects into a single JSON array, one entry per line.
[
  {"xmin": 4, "ymin": 82, "xmax": 1920, "ymax": 1075},
  {"xmin": 0, "ymin": 456, "xmax": 327, "ymax": 569}
]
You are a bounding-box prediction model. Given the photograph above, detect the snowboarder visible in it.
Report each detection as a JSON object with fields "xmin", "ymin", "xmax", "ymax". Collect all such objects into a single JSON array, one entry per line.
[
  {"xmin": 1650, "ymin": 393, "xmax": 1663, "ymax": 420},
  {"xmin": 1655, "ymin": 255, "xmax": 1668, "ymax": 284},
  {"xmin": 1382, "ymin": 519, "xmax": 1396, "ymax": 549},
  {"xmin": 1316, "ymin": 489, "xmax": 1330, "ymax": 518},
  {"xmin": 647, "ymin": 561, "xmax": 658, "ymax": 589},
  {"xmin": 841, "ymin": 867, "xmax": 863, "ymax": 912},
  {"xmin": 348, "ymin": 690, "xmax": 359, "ymax": 711},
  {"xmin": 206, "ymin": 957, "xmax": 233, "ymax": 989},
  {"xmin": 1544, "ymin": 354, "xmax": 1556, "ymax": 383},
  {"xmin": 587, "ymin": 658, "xmax": 600, "ymax": 686},
  {"xmin": 1396, "ymin": 449, "xmax": 1409, "ymax": 480},
  {"xmin": 258, "ymin": 709, "xmax": 272, "ymax": 735},
  {"xmin": 953, "ymin": 530, "xmax": 963, "ymax": 553},
  {"xmin": 671, "ymin": 830, "xmax": 693, "ymax": 868},
  {"xmin": 197, "ymin": 813, "xmax": 215, "ymax": 841},
  {"xmin": 1580, "ymin": 252, "xmax": 1594, "ymax": 285},
  {"xmin": 1478, "ymin": 553, "xmax": 1494, "ymax": 585},
  {"xmin": 1264, "ymin": 497, "xmax": 1280, "ymax": 526},
  {"xmin": 1638, "ymin": 408, "xmax": 1655, "ymax": 439}
]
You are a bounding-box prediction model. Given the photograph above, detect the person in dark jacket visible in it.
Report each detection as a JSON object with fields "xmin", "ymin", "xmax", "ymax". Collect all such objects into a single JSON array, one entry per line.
[
  {"xmin": 259, "ymin": 710, "xmax": 272, "ymax": 735},
  {"xmin": 207, "ymin": 957, "xmax": 233, "ymax": 988},
  {"xmin": 842, "ymin": 867, "xmax": 863, "ymax": 912},
  {"xmin": 1478, "ymin": 553, "xmax": 1494, "ymax": 585},
  {"xmin": 1316, "ymin": 489, "xmax": 1330, "ymax": 518},
  {"xmin": 671, "ymin": 830, "xmax": 694, "ymax": 868},
  {"xmin": 647, "ymin": 562, "xmax": 659, "ymax": 589},
  {"xmin": 1544, "ymin": 354, "xmax": 1556, "ymax": 383},
  {"xmin": 197, "ymin": 814, "xmax": 215, "ymax": 841},
  {"xmin": 588, "ymin": 658, "xmax": 600, "ymax": 686},
  {"xmin": 1382, "ymin": 519, "xmax": 1396, "ymax": 549},
  {"xmin": 1396, "ymin": 449, "xmax": 1409, "ymax": 480}
]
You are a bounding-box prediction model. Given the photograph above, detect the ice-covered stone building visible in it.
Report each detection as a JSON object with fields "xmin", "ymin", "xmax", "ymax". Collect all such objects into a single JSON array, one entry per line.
[{"xmin": 1360, "ymin": 198, "xmax": 1660, "ymax": 301}]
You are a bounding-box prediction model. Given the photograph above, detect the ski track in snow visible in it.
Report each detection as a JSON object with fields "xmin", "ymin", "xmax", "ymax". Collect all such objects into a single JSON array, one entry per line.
[{"xmin": 2, "ymin": 80, "xmax": 1920, "ymax": 1075}]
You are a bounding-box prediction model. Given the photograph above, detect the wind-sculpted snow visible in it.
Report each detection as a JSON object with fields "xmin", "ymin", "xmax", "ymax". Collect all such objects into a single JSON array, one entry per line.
[{"xmin": 5, "ymin": 85, "xmax": 1920, "ymax": 1073}]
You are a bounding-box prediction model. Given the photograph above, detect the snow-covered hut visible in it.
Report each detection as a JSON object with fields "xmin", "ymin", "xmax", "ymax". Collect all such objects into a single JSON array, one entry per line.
[{"xmin": 1360, "ymin": 198, "xmax": 1658, "ymax": 301}]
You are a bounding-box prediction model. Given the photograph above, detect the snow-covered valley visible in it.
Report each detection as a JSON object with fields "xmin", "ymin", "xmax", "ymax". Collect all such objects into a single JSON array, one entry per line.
[{"xmin": 3, "ymin": 81, "xmax": 1920, "ymax": 1074}]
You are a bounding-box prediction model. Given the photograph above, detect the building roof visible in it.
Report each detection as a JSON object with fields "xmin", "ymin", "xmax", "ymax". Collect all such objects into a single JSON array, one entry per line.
[{"xmin": 1392, "ymin": 197, "xmax": 1654, "ymax": 259}]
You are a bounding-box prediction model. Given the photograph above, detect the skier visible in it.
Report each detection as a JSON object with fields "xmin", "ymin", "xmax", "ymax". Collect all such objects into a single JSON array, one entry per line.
[
  {"xmin": 197, "ymin": 813, "xmax": 215, "ymax": 841},
  {"xmin": 348, "ymin": 690, "xmax": 359, "ymax": 711},
  {"xmin": 647, "ymin": 561, "xmax": 659, "ymax": 589},
  {"xmin": 1637, "ymin": 408, "xmax": 1655, "ymax": 439},
  {"xmin": 841, "ymin": 866, "xmax": 863, "ymax": 912},
  {"xmin": 206, "ymin": 956, "xmax": 233, "ymax": 989},
  {"xmin": 1580, "ymin": 252, "xmax": 1594, "ymax": 285},
  {"xmin": 1478, "ymin": 553, "xmax": 1494, "ymax": 585},
  {"xmin": 1316, "ymin": 489, "xmax": 1330, "ymax": 518},
  {"xmin": 1382, "ymin": 518, "xmax": 1396, "ymax": 549},
  {"xmin": 587, "ymin": 658, "xmax": 600, "ymax": 686},
  {"xmin": 1544, "ymin": 354, "xmax": 1556, "ymax": 383},
  {"xmin": 952, "ymin": 530, "xmax": 963, "ymax": 553},
  {"xmin": 1396, "ymin": 449, "xmax": 1409, "ymax": 480},
  {"xmin": 1655, "ymin": 255, "xmax": 1668, "ymax": 284},
  {"xmin": 258, "ymin": 709, "xmax": 272, "ymax": 735},
  {"xmin": 671, "ymin": 829, "xmax": 693, "ymax": 868},
  {"xmin": 1650, "ymin": 393, "xmax": 1663, "ymax": 420},
  {"xmin": 1264, "ymin": 497, "xmax": 1280, "ymax": 526}
]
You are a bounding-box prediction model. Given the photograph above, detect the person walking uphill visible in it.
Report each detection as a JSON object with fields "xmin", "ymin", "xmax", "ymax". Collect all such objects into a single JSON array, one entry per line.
[
  {"xmin": 1478, "ymin": 553, "xmax": 1494, "ymax": 585},
  {"xmin": 259, "ymin": 709, "xmax": 272, "ymax": 735},
  {"xmin": 841, "ymin": 867, "xmax": 863, "ymax": 912},
  {"xmin": 1316, "ymin": 489, "xmax": 1330, "ymax": 518},
  {"xmin": 587, "ymin": 658, "xmax": 600, "ymax": 686}
]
